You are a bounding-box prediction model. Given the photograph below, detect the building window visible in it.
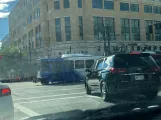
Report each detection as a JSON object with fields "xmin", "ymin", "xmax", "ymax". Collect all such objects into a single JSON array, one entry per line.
[
  {"xmin": 92, "ymin": 0, "xmax": 103, "ymax": 9},
  {"xmin": 120, "ymin": 2, "xmax": 129, "ymax": 11},
  {"xmin": 78, "ymin": 16, "xmax": 83, "ymax": 40},
  {"xmin": 153, "ymin": 6, "xmax": 161, "ymax": 14},
  {"xmin": 27, "ymin": 15, "xmax": 32, "ymax": 24},
  {"xmin": 131, "ymin": 19, "xmax": 140, "ymax": 41},
  {"xmin": 154, "ymin": 21, "xmax": 161, "ymax": 41},
  {"xmin": 47, "ymin": 20, "xmax": 50, "ymax": 44},
  {"xmin": 54, "ymin": 0, "xmax": 60, "ymax": 10},
  {"xmin": 23, "ymin": 22, "xmax": 26, "ymax": 30},
  {"xmin": 64, "ymin": 0, "xmax": 70, "ymax": 8},
  {"xmin": 78, "ymin": 0, "xmax": 82, "ymax": 8},
  {"xmin": 55, "ymin": 18, "xmax": 62, "ymax": 42},
  {"xmin": 121, "ymin": 18, "xmax": 130, "ymax": 40},
  {"xmin": 130, "ymin": 3, "xmax": 139, "ymax": 12},
  {"xmin": 93, "ymin": 16, "xmax": 104, "ymax": 40},
  {"xmin": 28, "ymin": 30, "xmax": 34, "ymax": 49},
  {"xmin": 65, "ymin": 17, "xmax": 71, "ymax": 41},
  {"xmin": 47, "ymin": 4, "xmax": 48, "ymax": 12},
  {"xmin": 33, "ymin": 0, "xmax": 39, "ymax": 6},
  {"xmin": 104, "ymin": 17, "xmax": 115, "ymax": 40},
  {"xmin": 104, "ymin": 0, "xmax": 114, "ymax": 10},
  {"xmin": 145, "ymin": 20, "xmax": 153, "ymax": 41},
  {"xmin": 34, "ymin": 8, "xmax": 40, "ymax": 20},
  {"xmin": 35, "ymin": 24, "xmax": 42, "ymax": 47},
  {"xmin": 144, "ymin": 5, "xmax": 152, "ymax": 13}
]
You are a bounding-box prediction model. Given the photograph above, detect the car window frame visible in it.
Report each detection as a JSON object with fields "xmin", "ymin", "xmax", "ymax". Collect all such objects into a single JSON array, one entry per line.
[{"xmin": 96, "ymin": 58, "xmax": 106, "ymax": 70}]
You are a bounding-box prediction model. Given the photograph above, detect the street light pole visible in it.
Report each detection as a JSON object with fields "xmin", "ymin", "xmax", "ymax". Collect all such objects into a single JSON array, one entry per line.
[{"xmin": 106, "ymin": 25, "xmax": 111, "ymax": 55}]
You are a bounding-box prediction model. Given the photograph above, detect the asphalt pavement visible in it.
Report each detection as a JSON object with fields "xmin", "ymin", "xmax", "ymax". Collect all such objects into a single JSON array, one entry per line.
[
  {"xmin": 3, "ymin": 82, "xmax": 161, "ymax": 120},
  {"xmin": 4, "ymin": 82, "xmax": 112, "ymax": 120}
]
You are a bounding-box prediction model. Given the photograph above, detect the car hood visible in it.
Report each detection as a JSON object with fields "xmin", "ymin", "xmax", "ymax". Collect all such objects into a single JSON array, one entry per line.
[{"xmin": 24, "ymin": 101, "xmax": 161, "ymax": 120}]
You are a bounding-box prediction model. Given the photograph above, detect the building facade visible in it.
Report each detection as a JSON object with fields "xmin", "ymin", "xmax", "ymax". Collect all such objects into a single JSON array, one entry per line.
[{"xmin": 9, "ymin": 0, "xmax": 161, "ymax": 60}]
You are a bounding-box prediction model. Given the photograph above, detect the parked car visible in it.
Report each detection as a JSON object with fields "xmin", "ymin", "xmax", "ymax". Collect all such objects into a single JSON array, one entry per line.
[
  {"xmin": 85, "ymin": 53, "xmax": 161, "ymax": 101},
  {"xmin": 0, "ymin": 84, "xmax": 14, "ymax": 119}
]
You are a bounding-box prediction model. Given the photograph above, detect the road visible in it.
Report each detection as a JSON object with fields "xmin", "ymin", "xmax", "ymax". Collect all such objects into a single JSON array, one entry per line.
[
  {"xmin": 4, "ymin": 82, "xmax": 161, "ymax": 120},
  {"xmin": 6, "ymin": 82, "xmax": 112, "ymax": 120}
]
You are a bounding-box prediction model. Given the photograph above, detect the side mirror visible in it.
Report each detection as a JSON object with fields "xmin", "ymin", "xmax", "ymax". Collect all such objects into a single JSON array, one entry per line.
[{"xmin": 86, "ymin": 68, "xmax": 91, "ymax": 72}]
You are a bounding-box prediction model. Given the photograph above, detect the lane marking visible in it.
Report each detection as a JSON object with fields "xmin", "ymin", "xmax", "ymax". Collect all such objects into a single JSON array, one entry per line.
[
  {"xmin": 11, "ymin": 84, "xmax": 83, "ymax": 90},
  {"xmin": 16, "ymin": 95, "xmax": 86, "ymax": 104},
  {"xmin": 22, "ymin": 117, "xmax": 30, "ymax": 120},
  {"xmin": 87, "ymin": 95, "xmax": 102, "ymax": 99},
  {"xmin": 12, "ymin": 87, "xmax": 84, "ymax": 95},
  {"xmin": 13, "ymin": 92, "xmax": 86, "ymax": 101},
  {"xmin": 14, "ymin": 103, "xmax": 40, "ymax": 117}
]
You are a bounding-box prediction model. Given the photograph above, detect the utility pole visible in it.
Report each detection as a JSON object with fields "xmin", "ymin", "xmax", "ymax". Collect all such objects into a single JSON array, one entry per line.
[
  {"xmin": 19, "ymin": 48, "xmax": 22, "ymax": 60},
  {"xmin": 103, "ymin": 27, "xmax": 107, "ymax": 56},
  {"xmin": 149, "ymin": 24, "xmax": 155, "ymax": 41},
  {"xmin": 69, "ymin": 46, "xmax": 71, "ymax": 54},
  {"xmin": 29, "ymin": 40, "xmax": 31, "ymax": 63},
  {"xmin": 106, "ymin": 25, "xmax": 111, "ymax": 55},
  {"xmin": 152, "ymin": 24, "xmax": 155, "ymax": 41}
]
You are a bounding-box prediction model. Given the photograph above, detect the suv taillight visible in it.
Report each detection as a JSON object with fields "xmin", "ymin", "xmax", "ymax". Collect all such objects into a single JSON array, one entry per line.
[
  {"xmin": 110, "ymin": 68, "xmax": 127, "ymax": 73},
  {"xmin": 1, "ymin": 88, "xmax": 11, "ymax": 96},
  {"xmin": 151, "ymin": 67, "xmax": 160, "ymax": 72},
  {"xmin": 146, "ymin": 67, "xmax": 160, "ymax": 72}
]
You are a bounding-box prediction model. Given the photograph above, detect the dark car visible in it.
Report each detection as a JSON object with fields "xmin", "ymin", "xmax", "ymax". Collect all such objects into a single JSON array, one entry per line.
[
  {"xmin": 131, "ymin": 51, "xmax": 161, "ymax": 69},
  {"xmin": 151, "ymin": 54, "xmax": 161, "ymax": 67},
  {"xmin": 85, "ymin": 53, "xmax": 161, "ymax": 101}
]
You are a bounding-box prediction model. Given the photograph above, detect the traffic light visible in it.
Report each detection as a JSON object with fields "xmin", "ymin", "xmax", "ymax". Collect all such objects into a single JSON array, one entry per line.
[
  {"xmin": 148, "ymin": 25, "xmax": 153, "ymax": 34},
  {"xmin": 98, "ymin": 46, "xmax": 100, "ymax": 51},
  {"xmin": 137, "ymin": 46, "xmax": 140, "ymax": 51},
  {"xmin": 148, "ymin": 46, "xmax": 151, "ymax": 50}
]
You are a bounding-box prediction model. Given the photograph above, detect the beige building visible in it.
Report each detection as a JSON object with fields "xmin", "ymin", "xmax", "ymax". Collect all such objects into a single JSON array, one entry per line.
[{"xmin": 9, "ymin": 0, "xmax": 161, "ymax": 60}]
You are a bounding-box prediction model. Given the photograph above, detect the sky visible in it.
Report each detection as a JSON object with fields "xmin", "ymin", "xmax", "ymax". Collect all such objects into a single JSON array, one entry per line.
[{"xmin": 0, "ymin": 0, "xmax": 17, "ymax": 40}]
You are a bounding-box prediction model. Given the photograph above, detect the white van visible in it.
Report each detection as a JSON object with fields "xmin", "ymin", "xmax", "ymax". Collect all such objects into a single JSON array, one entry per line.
[{"xmin": 61, "ymin": 54, "xmax": 104, "ymax": 77}]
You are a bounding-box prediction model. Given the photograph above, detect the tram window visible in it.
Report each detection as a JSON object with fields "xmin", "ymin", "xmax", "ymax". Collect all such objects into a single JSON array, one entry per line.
[
  {"xmin": 69, "ymin": 60, "xmax": 74, "ymax": 69},
  {"xmin": 50, "ymin": 62, "xmax": 57, "ymax": 72},
  {"xmin": 42, "ymin": 61, "xmax": 49, "ymax": 71},
  {"xmin": 75, "ymin": 60, "xmax": 84, "ymax": 69},
  {"xmin": 55, "ymin": 62, "xmax": 62, "ymax": 73},
  {"xmin": 85, "ymin": 60, "xmax": 94, "ymax": 68}
]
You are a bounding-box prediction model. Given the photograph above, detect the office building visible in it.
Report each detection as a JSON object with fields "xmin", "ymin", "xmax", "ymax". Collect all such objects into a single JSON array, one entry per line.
[{"xmin": 9, "ymin": 0, "xmax": 161, "ymax": 59}]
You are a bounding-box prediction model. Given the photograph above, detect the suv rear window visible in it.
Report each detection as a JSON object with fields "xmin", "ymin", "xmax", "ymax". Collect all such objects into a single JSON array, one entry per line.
[
  {"xmin": 114, "ymin": 54, "xmax": 157, "ymax": 68},
  {"xmin": 152, "ymin": 55, "xmax": 161, "ymax": 66}
]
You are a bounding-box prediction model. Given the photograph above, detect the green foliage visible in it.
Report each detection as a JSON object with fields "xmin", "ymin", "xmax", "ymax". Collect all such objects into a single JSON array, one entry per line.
[{"xmin": 0, "ymin": 46, "xmax": 29, "ymax": 77}]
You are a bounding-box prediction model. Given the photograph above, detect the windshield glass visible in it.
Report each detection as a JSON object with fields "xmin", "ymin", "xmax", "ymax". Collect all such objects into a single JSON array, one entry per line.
[{"xmin": 1, "ymin": 0, "xmax": 161, "ymax": 120}]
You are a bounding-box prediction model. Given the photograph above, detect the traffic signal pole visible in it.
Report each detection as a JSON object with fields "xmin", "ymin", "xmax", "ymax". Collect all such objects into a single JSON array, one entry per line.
[
  {"xmin": 106, "ymin": 25, "xmax": 111, "ymax": 55},
  {"xmin": 29, "ymin": 40, "xmax": 31, "ymax": 63},
  {"xmin": 103, "ymin": 28, "xmax": 107, "ymax": 56},
  {"xmin": 152, "ymin": 24, "xmax": 155, "ymax": 41}
]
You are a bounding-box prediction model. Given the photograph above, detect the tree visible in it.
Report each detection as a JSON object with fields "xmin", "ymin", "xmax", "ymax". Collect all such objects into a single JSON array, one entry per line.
[{"xmin": 0, "ymin": 46, "xmax": 28, "ymax": 78}]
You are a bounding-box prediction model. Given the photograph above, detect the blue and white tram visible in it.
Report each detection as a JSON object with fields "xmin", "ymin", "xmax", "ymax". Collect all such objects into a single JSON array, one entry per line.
[{"xmin": 61, "ymin": 54, "xmax": 104, "ymax": 77}]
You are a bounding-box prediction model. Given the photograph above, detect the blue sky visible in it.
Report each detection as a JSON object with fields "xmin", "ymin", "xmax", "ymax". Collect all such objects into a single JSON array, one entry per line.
[{"xmin": 0, "ymin": 0, "xmax": 17, "ymax": 40}]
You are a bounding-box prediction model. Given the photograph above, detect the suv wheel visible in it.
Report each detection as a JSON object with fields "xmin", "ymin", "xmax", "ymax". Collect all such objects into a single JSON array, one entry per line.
[
  {"xmin": 145, "ymin": 90, "xmax": 158, "ymax": 100},
  {"xmin": 100, "ymin": 81, "xmax": 108, "ymax": 102},
  {"xmin": 85, "ymin": 81, "xmax": 91, "ymax": 95}
]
